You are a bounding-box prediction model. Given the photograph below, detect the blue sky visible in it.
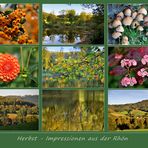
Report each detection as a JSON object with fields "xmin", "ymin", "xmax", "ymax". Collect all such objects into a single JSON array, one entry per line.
[
  {"xmin": 44, "ymin": 46, "xmax": 104, "ymax": 52},
  {"xmin": 0, "ymin": 89, "xmax": 39, "ymax": 96},
  {"xmin": 43, "ymin": 4, "xmax": 93, "ymax": 15},
  {"xmin": 108, "ymin": 90, "xmax": 148, "ymax": 105}
]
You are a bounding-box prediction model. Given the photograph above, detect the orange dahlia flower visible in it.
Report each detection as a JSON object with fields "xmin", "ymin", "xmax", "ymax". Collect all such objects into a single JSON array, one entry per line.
[{"xmin": 0, "ymin": 54, "xmax": 20, "ymax": 82}]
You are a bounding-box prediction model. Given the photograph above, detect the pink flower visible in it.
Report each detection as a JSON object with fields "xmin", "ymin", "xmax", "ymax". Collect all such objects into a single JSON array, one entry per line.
[
  {"xmin": 137, "ymin": 68, "xmax": 148, "ymax": 77},
  {"xmin": 121, "ymin": 59, "xmax": 131, "ymax": 67},
  {"xmin": 130, "ymin": 59, "xmax": 137, "ymax": 66},
  {"xmin": 121, "ymin": 77, "xmax": 130, "ymax": 87},
  {"xmin": 121, "ymin": 76, "xmax": 137, "ymax": 87},
  {"xmin": 115, "ymin": 53, "xmax": 123, "ymax": 59},
  {"xmin": 121, "ymin": 59, "xmax": 137, "ymax": 67},
  {"xmin": 141, "ymin": 55, "xmax": 148, "ymax": 65},
  {"xmin": 130, "ymin": 77, "xmax": 137, "ymax": 86}
]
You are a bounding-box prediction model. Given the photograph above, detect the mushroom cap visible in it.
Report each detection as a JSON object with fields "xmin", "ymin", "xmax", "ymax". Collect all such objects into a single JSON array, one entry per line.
[
  {"xmin": 138, "ymin": 7, "xmax": 147, "ymax": 15},
  {"xmin": 112, "ymin": 32, "xmax": 122, "ymax": 39},
  {"xmin": 131, "ymin": 20, "xmax": 140, "ymax": 29},
  {"xmin": 116, "ymin": 12, "xmax": 124, "ymax": 19},
  {"xmin": 132, "ymin": 11, "xmax": 138, "ymax": 19},
  {"xmin": 122, "ymin": 41, "xmax": 129, "ymax": 45},
  {"xmin": 115, "ymin": 16, "xmax": 122, "ymax": 21},
  {"xmin": 146, "ymin": 32, "xmax": 148, "ymax": 36},
  {"xmin": 109, "ymin": 23, "xmax": 113, "ymax": 29},
  {"xmin": 123, "ymin": 17, "xmax": 133, "ymax": 26},
  {"xmin": 122, "ymin": 36, "xmax": 129, "ymax": 41},
  {"xmin": 144, "ymin": 21, "xmax": 148, "ymax": 27},
  {"xmin": 144, "ymin": 16, "xmax": 148, "ymax": 23},
  {"xmin": 124, "ymin": 8, "xmax": 132, "ymax": 16},
  {"xmin": 112, "ymin": 19, "xmax": 122, "ymax": 28},
  {"xmin": 137, "ymin": 26, "xmax": 144, "ymax": 31},
  {"xmin": 122, "ymin": 36, "xmax": 129, "ymax": 45},
  {"xmin": 116, "ymin": 25, "xmax": 124, "ymax": 32},
  {"xmin": 136, "ymin": 14, "xmax": 144, "ymax": 21}
]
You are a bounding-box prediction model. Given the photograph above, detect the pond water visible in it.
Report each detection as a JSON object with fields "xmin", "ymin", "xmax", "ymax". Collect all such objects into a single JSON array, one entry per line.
[
  {"xmin": 43, "ymin": 34, "xmax": 82, "ymax": 44},
  {"xmin": 42, "ymin": 90, "xmax": 104, "ymax": 131},
  {"xmin": 43, "ymin": 28, "xmax": 89, "ymax": 44}
]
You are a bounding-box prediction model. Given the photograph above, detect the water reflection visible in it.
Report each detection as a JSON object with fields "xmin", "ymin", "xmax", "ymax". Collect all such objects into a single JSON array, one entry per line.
[
  {"xmin": 43, "ymin": 28, "xmax": 87, "ymax": 44},
  {"xmin": 43, "ymin": 35, "xmax": 81, "ymax": 44},
  {"xmin": 42, "ymin": 90, "xmax": 104, "ymax": 131}
]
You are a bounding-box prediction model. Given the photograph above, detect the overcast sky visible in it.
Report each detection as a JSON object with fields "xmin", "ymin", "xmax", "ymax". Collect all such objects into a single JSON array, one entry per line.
[
  {"xmin": 108, "ymin": 90, "xmax": 148, "ymax": 105},
  {"xmin": 0, "ymin": 89, "xmax": 39, "ymax": 96},
  {"xmin": 44, "ymin": 46, "xmax": 104, "ymax": 52},
  {"xmin": 43, "ymin": 4, "xmax": 93, "ymax": 15}
]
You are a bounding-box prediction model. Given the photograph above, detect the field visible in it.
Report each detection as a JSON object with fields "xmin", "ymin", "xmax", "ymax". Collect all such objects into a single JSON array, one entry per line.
[
  {"xmin": 108, "ymin": 100, "xmax": 148, "ymax": 131},
  {"xmin": 0, "ymin": 95, "xmax": 39, "ymax": 130},
  {"xmin": 0, "ymin": 122, "xmax": 38, "ymax": 130}
]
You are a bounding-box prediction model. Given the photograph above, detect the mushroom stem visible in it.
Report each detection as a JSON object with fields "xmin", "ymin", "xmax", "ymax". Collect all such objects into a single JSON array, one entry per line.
[{"xmin": 119, "ymin": 36, "xmax": 121, "ymax": 44}]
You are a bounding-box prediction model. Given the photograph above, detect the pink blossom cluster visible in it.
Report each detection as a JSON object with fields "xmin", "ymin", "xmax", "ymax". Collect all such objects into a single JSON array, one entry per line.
[
  {"xmin": 115, "ymin": 53, "xmax": 123, "ymax": 59},
  {"xmin": 141, "ymin": 55, "xmax": 148, "ymax": 65},
  {"xmin": 121, "ymin": 76, "xmax": 137, "ymax": 87},
  {"xmin": 121, "ymin": 59, "xmax": 137, "ymax": 67},
  {"xmin": 137, "ymin": 68, "xmax": 148, "ymax": 77}
]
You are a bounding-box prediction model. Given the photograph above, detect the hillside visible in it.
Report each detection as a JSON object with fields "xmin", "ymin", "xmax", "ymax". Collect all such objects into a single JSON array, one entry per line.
[
  {"xmin": 0, "ymin": 95, "xmax": 38, "ymax": 106},
  {"xmin": 108, "ymin": 100, "xmax": 148, "ymax": 131},
  {"xmin": 109, "ymin": 100, "xmax": 148, "ymax": 112},
  {"xmin": 22, "ymin": 95, "xmax": 38, "ymax": 105}
]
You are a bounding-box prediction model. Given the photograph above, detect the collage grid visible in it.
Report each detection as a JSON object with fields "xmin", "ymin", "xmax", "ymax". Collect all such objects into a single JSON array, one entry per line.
[{"xmin": 0, "ymin": 1, "xmax": 147, "ymax": 132}]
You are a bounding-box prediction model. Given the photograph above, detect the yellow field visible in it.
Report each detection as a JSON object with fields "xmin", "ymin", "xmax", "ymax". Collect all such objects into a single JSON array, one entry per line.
[
  {"xmin": 7, "ymin": 114, "xmax": 38, "ymax": 120},
  {"xmin": 7, "ymin": 114, "xmax": 17, "ymax": 120}
]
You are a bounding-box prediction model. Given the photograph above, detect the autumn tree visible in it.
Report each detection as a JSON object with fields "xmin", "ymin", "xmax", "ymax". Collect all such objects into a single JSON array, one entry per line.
[{"xmin": 65, "ymin": 9, "xmax": 76, "ymax": 24}]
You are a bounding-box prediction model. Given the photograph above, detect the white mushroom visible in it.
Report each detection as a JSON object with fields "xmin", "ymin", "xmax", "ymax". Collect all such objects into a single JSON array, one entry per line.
[
  {"xmin": 144, "ymin": 22, "xmax": 148, "ymax": 27},
  {"xmin": 116, "ymin": 12, "xmax": 124, "ymax": 19},
  {"xmin": 146, "ymin": 32, "xmax": 148, "ymax": 36},
  {"xmin": 123, "ymin": 17, "xmax": 133, "ymax": 26},
  {"xmin": 136, "ymin": 14, "xmax": 144, "ymax": 21},
  {"xmin": 116, "ymin": 25, "xmax": 124, "ymax": 32},
  {"xmin": 109, "ymin": 23, "xmax": 113, "ymax": 29},
  {"xmin": 132, "ymin": 11, "xmax": 138, "ymax": 19},
  {"xmin": 131, "ymin": 20, "xmax": 140, "ymax": 29},
  {"xmin": 115, "ymin": 16, "xmax": 122, "ymax": 21},
  {"xmin": 112, "ymin": 19, "xmax": 122, "ymax": 28},
  {"xmin": 124, "ymin": 8, "xmax": 132, "ymax": 16},
  {"xmin": 144, "ymin": 16, "xmax": 148, "ymax": 23},
  {"xmin": 138, "ymin": 7, "xmax": 147, "ymax": 15},
  {"xmin": 122, "ymin": 36, "xmax": 129, "ymax": 45},
  {"xmin": 112, "ymin": 32, "xmax": 122, "ymax": 39},
  {"xmin": 137, "ymin": 26, "xmax": 144, "ymax": 31}
]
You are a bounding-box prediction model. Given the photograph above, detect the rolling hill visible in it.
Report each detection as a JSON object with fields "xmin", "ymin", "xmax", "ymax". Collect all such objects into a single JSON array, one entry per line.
[
  {"xmin": 109, "ymin": 100, "xmax": 148, "ymax": 112},
  {"xmin": 108, "ymin": 100, "xmax": 148, "ymax": 131},
  {"xmin": 0, "ymin": 95, "xmax": 38, "ymax": 106}
]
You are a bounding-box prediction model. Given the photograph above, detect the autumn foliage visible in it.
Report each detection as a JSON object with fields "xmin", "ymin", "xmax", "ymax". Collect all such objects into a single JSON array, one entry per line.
[
  {"xmin": 0, "ymin": 4, "xmax": 39, "ymax": 44},
  {"xmin": 42, "ymin": 46, "xmax": 104, "ymax": 88}
]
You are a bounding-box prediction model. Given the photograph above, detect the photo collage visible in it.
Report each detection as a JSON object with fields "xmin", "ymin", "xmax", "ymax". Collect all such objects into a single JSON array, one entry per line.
[{"xmin": 0, "ymin": 3, "xmax": 147, "ymax": 132}]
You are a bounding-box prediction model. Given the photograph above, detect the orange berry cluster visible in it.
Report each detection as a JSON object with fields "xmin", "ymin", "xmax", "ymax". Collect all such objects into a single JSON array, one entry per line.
[
  {"xmin": 0, "ymin": 4, "xmax": 39, "ymax": 44},
  {"xmin": 18, "ymin": 4, "xmax": 39, "ymax": 43}
]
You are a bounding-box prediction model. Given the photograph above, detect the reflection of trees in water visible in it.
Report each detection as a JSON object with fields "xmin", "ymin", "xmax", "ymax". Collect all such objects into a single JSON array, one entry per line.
[
  {"xmin": 44, "ymin": 28, "xmax": 85, "ymax": 44},
  {"xmin": 42, "ymin": 90, "xmax": 104, "ymax": 131},
  {"xmin": 43, "ymin": 4, "xmax": 104, "ymax": 44}
]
